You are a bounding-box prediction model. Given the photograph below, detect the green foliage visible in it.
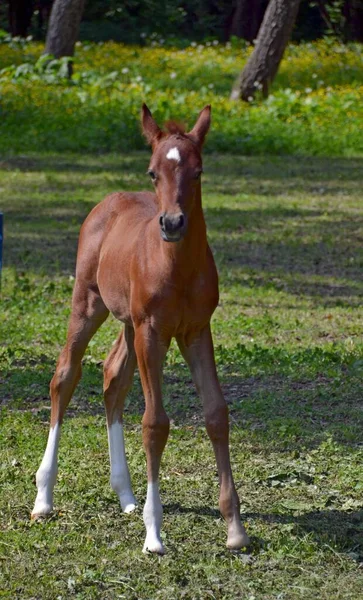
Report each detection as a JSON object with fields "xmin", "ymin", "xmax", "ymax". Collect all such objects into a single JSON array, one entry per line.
[
  {"xmin": 0, "ymin": 39, "xmax": 362, "ymax": 156},
  {"xmin": 0, "ymin": 53, "xmax": 72, "ymax": 83},
  {"xmin": 1, "ymin": 152, "xmax": 363, "ymax": 598}
]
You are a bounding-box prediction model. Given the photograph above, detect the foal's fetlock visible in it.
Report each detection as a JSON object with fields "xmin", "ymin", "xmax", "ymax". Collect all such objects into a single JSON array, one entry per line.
[
  {"xmin": 110, "ymin": 476, "xmax": 137, "ymax": 513},
  {"xmin": 119, "ymin": 492, "xmax": 138, "ymax": 514},
  {"xmin": 31, "ymin": 489, "xmax": 54, "ymax": 518},
  {"xmin": 31, "ymin": 467, "xmax": 56, "ymax": 518}
]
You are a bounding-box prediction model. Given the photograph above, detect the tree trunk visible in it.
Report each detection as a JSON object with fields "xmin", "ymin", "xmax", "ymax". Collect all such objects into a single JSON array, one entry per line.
[
  {"xmin": 231, "ymin": 0, "xmax": 301, "ymax": 101},
  {"xmin": 45, "ymin": 0, "xmax": 86, "ymax": 69},
  {"xmin": 8, "ymin": 0, "xmax": 34, "ymax": 37}
]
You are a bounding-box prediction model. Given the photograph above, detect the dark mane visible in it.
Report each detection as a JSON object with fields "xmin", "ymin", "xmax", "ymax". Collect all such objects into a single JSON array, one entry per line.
[{"xmin": 164, "ymin": 120, "xmax": 187, "ymax": 136}]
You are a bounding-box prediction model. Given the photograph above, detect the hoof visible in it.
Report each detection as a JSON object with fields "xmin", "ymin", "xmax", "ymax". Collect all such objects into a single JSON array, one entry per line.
[
  {"xmin": 123, "ymin": 502, "xmax": 137, "ymax": 514},
  {"xmin": 142, "ymin": 535, "xmax": 166, "ymax": 555},
  {"xmin": 31, "ymin": 500, "xmax": 53, "ymax": 519},
  {"xmin": 227, "ymin": 530, "xmax": 251, "ymax": 550},
  {"xmin": 31, "ymin": 508, "xmax": 52, "ymax": 520},
  {"xmin": 120, "ymin": 493, "xmax": 138, "ymax": 514}
]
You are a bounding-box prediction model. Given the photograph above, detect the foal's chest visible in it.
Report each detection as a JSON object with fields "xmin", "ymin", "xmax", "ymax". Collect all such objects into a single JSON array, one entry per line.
[{"xmin": 135, "ymin": 261, "xmax": 219, "ymax": 337}]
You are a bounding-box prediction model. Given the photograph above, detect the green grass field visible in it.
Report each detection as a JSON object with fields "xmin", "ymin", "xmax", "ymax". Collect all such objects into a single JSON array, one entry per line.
[{"xmin": 1, "ymin": 151, "xmax": 363, "ymax": 599}]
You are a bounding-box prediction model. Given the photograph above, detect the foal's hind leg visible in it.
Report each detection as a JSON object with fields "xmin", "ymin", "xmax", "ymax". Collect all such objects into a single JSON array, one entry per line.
[
  {"xmin": 178, "ymin": 325, "xmax": 250, "ymax": 550},
  {"xmin": 103, "ymin": 325, "xmax": 137, "ymax": 513},
  {"xmin": 32, "ymin": 284, "xmax": 109, "ymax": 518}
]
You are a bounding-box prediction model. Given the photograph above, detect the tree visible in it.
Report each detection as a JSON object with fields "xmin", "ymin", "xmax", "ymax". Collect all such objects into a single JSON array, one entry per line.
[
  {"xmin": 231, "ymin": 0, "xmax": 301, "ymax": 102},
  {"xmin": 44, "ymin": 0, "xmax": 86, "ymax": 73}
]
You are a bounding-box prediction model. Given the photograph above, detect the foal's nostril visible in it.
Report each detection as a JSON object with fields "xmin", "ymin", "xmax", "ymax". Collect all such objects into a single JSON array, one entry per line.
[{"xmin": 161, "ymin": 212, "xmax": 186, "ymax": 237}]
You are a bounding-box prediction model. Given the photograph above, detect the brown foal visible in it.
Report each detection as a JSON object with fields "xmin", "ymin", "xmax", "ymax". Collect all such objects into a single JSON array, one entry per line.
[{"xmin": 32, "ymin": 104, "xmax": 250, "ymax": 554}]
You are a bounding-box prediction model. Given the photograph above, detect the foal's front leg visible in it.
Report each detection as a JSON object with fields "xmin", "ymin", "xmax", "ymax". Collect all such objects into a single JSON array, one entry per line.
[
  {"xmin": 32, "ymin": 285, "xmax": 109, "ymax": 518},
  {"xmin": 178, "ymin": 325, "xmax": 250, "ymax": 550},
  {"xmin": 134, "ymin": 323, "xmax": 170, "ymax": 554}
]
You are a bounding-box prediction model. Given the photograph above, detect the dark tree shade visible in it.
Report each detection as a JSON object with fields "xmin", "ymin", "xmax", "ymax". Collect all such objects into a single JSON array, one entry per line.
[
  {"xmin": 344, "ymin": 0, "xmax": 363, "ymax": 41},
  {"xmin": 8, "ymin": 0, "xmax": 34, "ymax": 37},
  {"xmin": 229, "ymin": 0, "xmax": 268, "ymax": 42}
]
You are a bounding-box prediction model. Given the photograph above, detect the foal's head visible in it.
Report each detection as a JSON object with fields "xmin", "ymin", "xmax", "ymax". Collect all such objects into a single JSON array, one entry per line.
[{"xmin": 141, "ymin": 104, "xmax": 211, "ymax": 242}]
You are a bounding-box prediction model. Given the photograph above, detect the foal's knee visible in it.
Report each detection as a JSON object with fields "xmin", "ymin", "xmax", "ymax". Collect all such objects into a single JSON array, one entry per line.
[
  {"xmin": 142, "ymin": 409, "xmax": 170, "ymax": 445},
  {"xmin": 50, "ymin": 362, "xmax": 81, "ymax": 396},
  {"xmin": 103, "ymin": 361, "xmax": 133, "ymax": 399},
  {"xmin": 49, "ymin": 357, "xmax": 82, "ymax": 424}
]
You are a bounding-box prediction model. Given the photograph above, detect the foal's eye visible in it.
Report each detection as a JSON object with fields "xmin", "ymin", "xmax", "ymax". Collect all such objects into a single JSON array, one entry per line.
[
  {"xmin": 148, "ymin": 170, "xmax": 157, "ymax": 181},
  {"xmin": 194, "ymin": 169, "xmax": 203, "ymax": 180}
]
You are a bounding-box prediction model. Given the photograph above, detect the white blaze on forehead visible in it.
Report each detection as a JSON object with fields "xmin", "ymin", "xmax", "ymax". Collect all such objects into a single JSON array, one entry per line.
[{"xmin": 166, "ymin": 147, "xmax": 181, "ymax": 162}]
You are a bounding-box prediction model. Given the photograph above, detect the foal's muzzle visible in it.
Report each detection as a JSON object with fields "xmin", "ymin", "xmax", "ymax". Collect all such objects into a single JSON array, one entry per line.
[{"xmin": 159, "ymin": 212, "xmax": 186, "ymax": 242}]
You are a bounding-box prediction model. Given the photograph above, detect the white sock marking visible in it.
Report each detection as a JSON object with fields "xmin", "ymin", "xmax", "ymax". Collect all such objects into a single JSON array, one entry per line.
[
  {"xmin": 166, "ymin": 147, "xmax": 181, "ymax": 162},
  {"xmin": 108, "ymin": 421, "xmax": 137, "ymax": 513},
  {"xmin": 32, "ymin": 423, "xmax": 60, "ymax": 516},
  {"xmin": 143, "ymin": 481, "xmax": 165, "ymax": 554}
]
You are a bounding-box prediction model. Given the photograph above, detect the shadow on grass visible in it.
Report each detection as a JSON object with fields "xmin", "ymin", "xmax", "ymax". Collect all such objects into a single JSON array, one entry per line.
[
  {"xmin": 207, "ymin": 207, "xmax": 363, "ymax": 306},
  {"xmin": 248, "ymin": 509, "xmax": 363, "ymax": 560},
  {"xmin": 0, "ymin": 154, "xmax": 147, "ymax": 175},
  {"xmin": 205, "ymin": 155, "xmax": 363, "ymax": 193},
  {"xmin": 2, "ymin": 344, "xmax": 362, "ymax": 450},
  {"xmin": 3, "ymin": 355, "xmax": 362, "ymax": 563},
  {"xmin": 2, "ymin": 154, "xmax": 363, "ymax": 307},
  {"xmin": 4, "ymin": 200, "xmax": 86, "ymax": 275},
  {"xmin": 163, "ymin": 503, "xmax": 363, "ymax": 561},
  {"xmin": 2, "ymin": 152, "xmax": 363, "ymax": 184}
]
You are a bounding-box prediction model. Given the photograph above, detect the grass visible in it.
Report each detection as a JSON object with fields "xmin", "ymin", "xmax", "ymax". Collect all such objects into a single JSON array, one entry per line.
[
  {"xmin": 1, "ymin": 151, "xmax": 363, "ymax": 599},
  {"xmin": 0, "ymin": 38, "xmax": 363, "ymax": 155}
]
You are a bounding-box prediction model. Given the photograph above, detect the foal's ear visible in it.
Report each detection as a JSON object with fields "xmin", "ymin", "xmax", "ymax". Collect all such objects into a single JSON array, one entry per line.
[
  {"xmin": 188, "ymin": 105, "xmax": 211, "ymax": 147},
  {"xmin": 141, "ymin": 103, "xmax": 162, "ymax": 147}
]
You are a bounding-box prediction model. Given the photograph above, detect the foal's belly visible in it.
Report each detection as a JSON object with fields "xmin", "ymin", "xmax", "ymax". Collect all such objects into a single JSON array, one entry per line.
[
  {"xmin": 97, "ymin": 273, "xmax": 132, "ymax": 323},
  {"xmin": 98, "ymin": 268, "xmax": 216, "ymax": 337},
  {"xmin": 96, "ymin": 208, "xmax": 149, "ymax": 324},
  {"xmin": 97, "ymin": 244, "xmax": 133, "ymax": 323}
]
